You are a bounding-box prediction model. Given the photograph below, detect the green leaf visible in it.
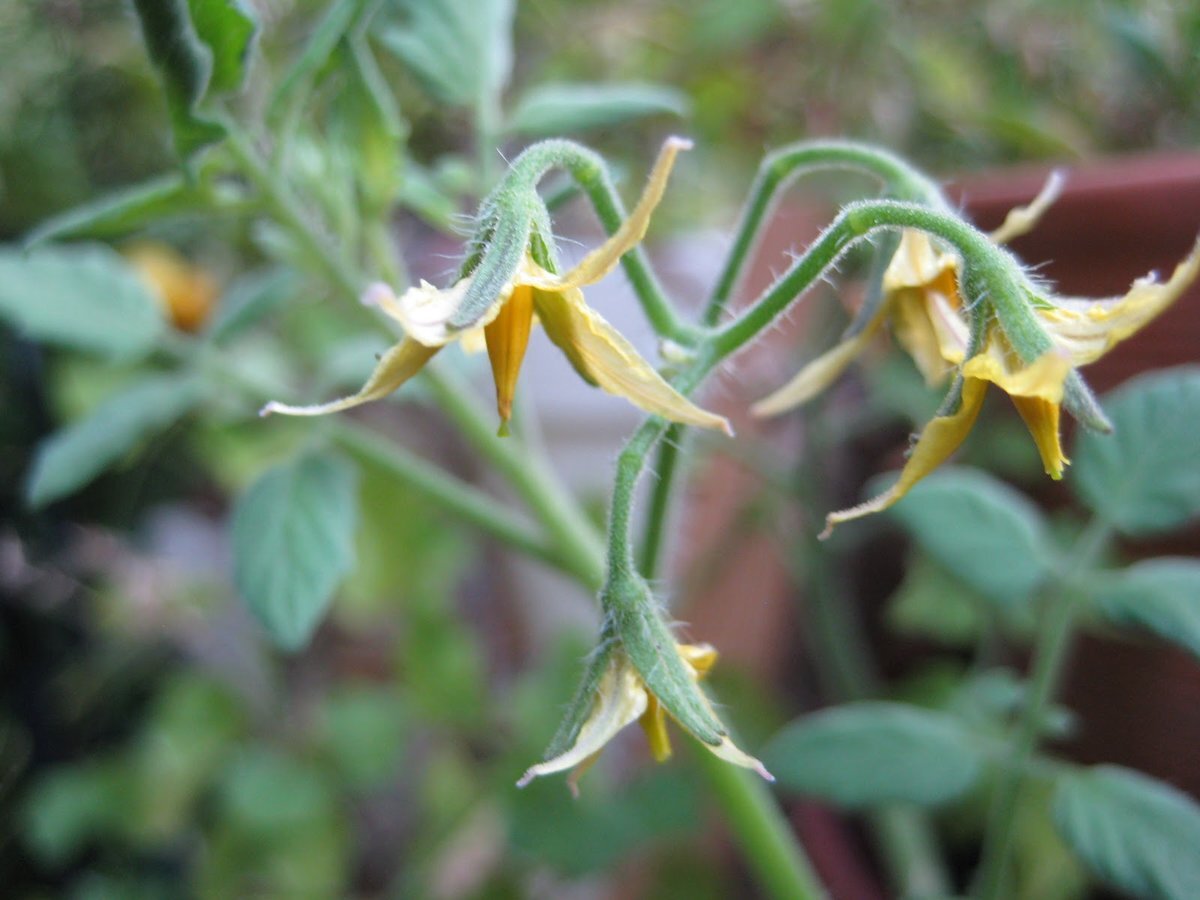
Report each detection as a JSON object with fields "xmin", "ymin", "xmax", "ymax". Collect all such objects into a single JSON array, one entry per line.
[
  {"xmin": 375, "ymin": 0, "xmax": 514, "ymax": 110},
  {"xmin": 23, "ymin": 761, "xmax": 134, "ymax": 865},
  {"xmin": 131, "ymin": 0, "xmax": 228, "ymax": 159},
  {"xmin": 268, "ymin": 0, "xmax": 360, "ymax": 122},
  {"xmin": 187, "ymin": 0, "xmax": 259, "ymax": 95},
  {"xmin": 0, "ymin": 244, "xmax": 165, "ymax": 359},
  {"xmin": 232, "ymin": 452, "xmax": 359, "ymax": 651},
  {"xmin": 1091, "ymin": 558, "xmax": 1200, "ymax": 661},
  {"xmin": 888, "ymin": 467, "xmax": 1052, "ymax": 611},
  {"xmin": 505, "ymin": 83, "xmax": 689, "ymax": 137},
  {"xmin": 22, "ymin": 175, "xmax": 208, "ymax": 248},
  {"xmin": 1053, "ymin": 765, "xmax": 1200, "ymax": 899},
  {"xmin": 26, "ymin": 374, "xmax": 204, "ymax": 508},
  {"xmin": 509, "ymin": 768, "xmax": 701, "ymax": 876},
  {"xmin": 1072, "ymin": 367, "xmax": 1200, "ymax": 536},
  {"xmin": 764, "ymin": 702, "xmax": 985, "ymax": 808},
  {"xmin": 206, "ymin": 268, "xmax": 297, "ymax": 344},
  {"xmin": 887, "ymin": 555, "xmax": 986, "ymax": 646}
]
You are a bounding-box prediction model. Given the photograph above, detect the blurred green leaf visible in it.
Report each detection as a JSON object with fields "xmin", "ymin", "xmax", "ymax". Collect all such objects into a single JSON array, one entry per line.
[
  {"xmin": 887, "ymin": 555, "xmax": 986, "ymax": 646},
  {"xmin": 1072, "ymin": 368, "xmax": 1200, "ymax": 536},
  {"xmin": 764, "ymin": 702, "xmax": 985, "ymax": 808},
  {"xmin": 131, "ymin": 675, "xmax": 244, "ymax": 838},
  {"xmin": 1053, "ymin": 765, "xmax": 1200, "ymax": 899},
  {"xmin": 204, "ymin": 748, "xmax": 347, "ymax": 896},
  {"xmin": 375, "ymin": 0, "xmax": 514, "ymax": 111},
  {"xmin": 187, "ymin": 0, "xmax": 259, "ymax": 95},
  {"xmin": 396, "ymin": 162, "xmax": 461, "ymax": 229},
  {"xmin": 219, "ymin": 748, "xmax": 339, "ymax": 837},
  {"xmin": 317, "ymin": 685, "xmax": 406, "ymax": 790},
  {"xmin": 206, "ymin": 268, "xmax": 297, "ymax": 344},
  {"xmin": 508, "ymin": 768, "xmax": 700, "ymax": 876},
  {"xmin": 268, "ymin": 0, "xmax": 360, "ymax": 123},
  {"xmin": 1091, "ymin": 558, "xmax": 1200, "ymax": 661},
  {"xmin": 26, "ymin": 374, "xmax": 204, "ymax": 508},
  {"xmin": 232, "ymin": 451, "xmax": 359, "ymax": 650},
  {"xmin": 0, "ymin": 244, "xmax": 164, "ymax": 359},
  {"xmin": 505, "ymin": 83, "xmax": 689, "ymax": 137},
  {"xmin": 23, "ymin": 761, "xmax": 133, "ymax": 865},
  {"xmin": 130, "ymin": 0, "xmax": 227, "ymax": 159},
  {"xmin": 888, "ymin": 467, "xmax": 1053, "ymax": 610},
  {"xmin": 332, "ymin": 40, "xmax": 408, "ymax": 214},
  {"xmin": 22, "ymin": 175, "xmax": 209, "ymax": 248}
]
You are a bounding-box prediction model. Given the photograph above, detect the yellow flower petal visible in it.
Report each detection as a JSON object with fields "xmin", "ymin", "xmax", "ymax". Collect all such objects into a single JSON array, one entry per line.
[
  {"xmin": 639, "ymin": 696, "xmax": 673, "ymax": 763},
  {"xmin": 892, "ymin": 287, "xmax": 969, "ymax": 378},
  {"xmin": 987, "ymin": 170, "xmax": 1065, "ymax": 244},
  {"xmin": 963, "ymin": 347, "xmax": 1072, "ymax": 479},
  {"xmin": 1039, "ymin": 237, "xmax": 1200, "ymax": 366},
  {"xmin": 388, "ymin": 276, "xmax": 511, "ymax": 347},
  {"xmin": 260, "ymin": 337, "xmax": 438, "ymax": 417},
  {"xmin": 822, "ymin": 377, "xmax": 988, "ymax": 537},
  {"xmin": 484, "ymin": 284, "xmax": 535, "ymax": 431},
  {"xmin": 751, "ymin": 312, "xmax": 887, "ymax": 416},
  {"xmin": 882, "ymin": 230, "xmax": 957, "ymax": 294},
  {"xmin": 533, "ymin": 282, "xmax": 733, "ymax": 434},
  {"xmin": 516, "ymin": 655, "xmax": 649, "ymax": 787},
  {"xmin": 527, "ymin": 137, "xmax": 693, "ymax": 292},
  {"xmin": 1011, "ymin": 394, "xmax": 1068, "ymax": 478}
]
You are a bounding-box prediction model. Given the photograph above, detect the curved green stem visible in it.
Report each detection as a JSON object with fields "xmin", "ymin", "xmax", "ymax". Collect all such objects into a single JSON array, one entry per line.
[
  {"xmin": 972, "ymin": 516, "xmax": 1112, "ymax": 899},
  {"xmin": 702, "ymin": 140, "xmax": 945, "ymax": 327},
  {"xmin": 490, "ymin": 138, "xmax": 700, "ymax": 344},
  {"xmin": 711, "ymin": 198, "xmax": 1033, "ymax": 360}
]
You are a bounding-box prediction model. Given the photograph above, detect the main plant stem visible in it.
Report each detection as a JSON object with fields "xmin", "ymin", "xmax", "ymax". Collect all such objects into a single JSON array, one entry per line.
[{"xmin": 972, "ymin": 516, "xmax": 1112, "ymax": 899}]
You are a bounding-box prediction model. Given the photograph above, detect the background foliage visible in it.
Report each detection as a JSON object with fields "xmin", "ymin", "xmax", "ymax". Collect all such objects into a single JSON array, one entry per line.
[{"xmin": 2, "ymin": 1, "xmax": 1198, "ymax": 898}]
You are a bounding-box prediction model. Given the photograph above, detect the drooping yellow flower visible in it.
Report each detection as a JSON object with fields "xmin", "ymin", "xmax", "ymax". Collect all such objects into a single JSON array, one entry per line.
[
  {"xmin": 517, "ymin": 642, "xmax": 770, "ymax": 795},
  {"xmin": 818, "ymin": 238, "xmax": 1200, "ymax": 535},
  {"xmin": 261, "ymin": 138, "xmax": 731, "ymax": 436},
  {"xmin": 752, "ymin": 174, "xmax": 1064, "ymax": 415},
  {"xmin": 752, "ymin": 176, "xmax": 1200, "ymax": 535}
]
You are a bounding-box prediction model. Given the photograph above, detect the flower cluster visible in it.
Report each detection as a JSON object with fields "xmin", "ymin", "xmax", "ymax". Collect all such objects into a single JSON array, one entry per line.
[{"xmin": 754, "ymin": 178, "xmax": 1200, "ymax": 535}]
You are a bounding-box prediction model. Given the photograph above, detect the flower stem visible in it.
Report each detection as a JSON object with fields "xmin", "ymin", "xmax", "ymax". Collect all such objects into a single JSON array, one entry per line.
[
  {"xmin": 327, "ymin": 422, "xmax": 586, "ymax": 581},
  {"xmin": 637, "ymin": 424, "xmax": 685, "ymax": 578},
  {"xmin": 971, "ymin": 516, "xmax": 1112, "ymax": 899},
  {"xmin": 710, "ymin": 198, "xmax": 1031, "ymax": 361},
  {"xmin": 702, "ymin": 141, "xmax": 945, "ymax": 327},
  {"xmin": 691, "ymin": 744, "xmax": 828, "ymax": 900}
]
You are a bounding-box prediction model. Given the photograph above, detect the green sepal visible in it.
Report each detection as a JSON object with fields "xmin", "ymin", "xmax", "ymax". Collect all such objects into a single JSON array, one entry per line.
[
  {"xmin": 448, "ymin": 199, "xmax": 532, "ymax": 329},
  {"xmin": 842, "ymin": 229, "xmax": 901, "ymax": 341},
  {"xmin": 605, "ymin": 576, "xmax": 725, "ymax": 746},
  {"xmin": 538, "ymin": 625, "xmax": 619, "ymax": 761},
  {"xmin": 1062, "ymin": 370, "xmax": 1113, "ymax": 433}
]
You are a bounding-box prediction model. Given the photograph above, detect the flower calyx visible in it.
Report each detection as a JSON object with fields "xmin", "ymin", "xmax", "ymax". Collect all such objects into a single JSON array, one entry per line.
[{"xmin": 518, "ymin": 575, "xmax": 770, "ymax": 794}]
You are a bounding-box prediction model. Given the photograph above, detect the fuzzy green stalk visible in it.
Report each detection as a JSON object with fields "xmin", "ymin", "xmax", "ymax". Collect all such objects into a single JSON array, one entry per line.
[
  {"xmin": 599, "ymin": 195, "xmax": 1046, "ymax": 899},
  {"xmin": 972, "ymin": 516, "xmax": 1112, "ymax": 900},
  {"xmin": 481, "ymin": 138, "xmax": 701, "ymax": 344},
  {"xmin": 702, "ymin": 140, "xmax": 946, "ymax": 327}
]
